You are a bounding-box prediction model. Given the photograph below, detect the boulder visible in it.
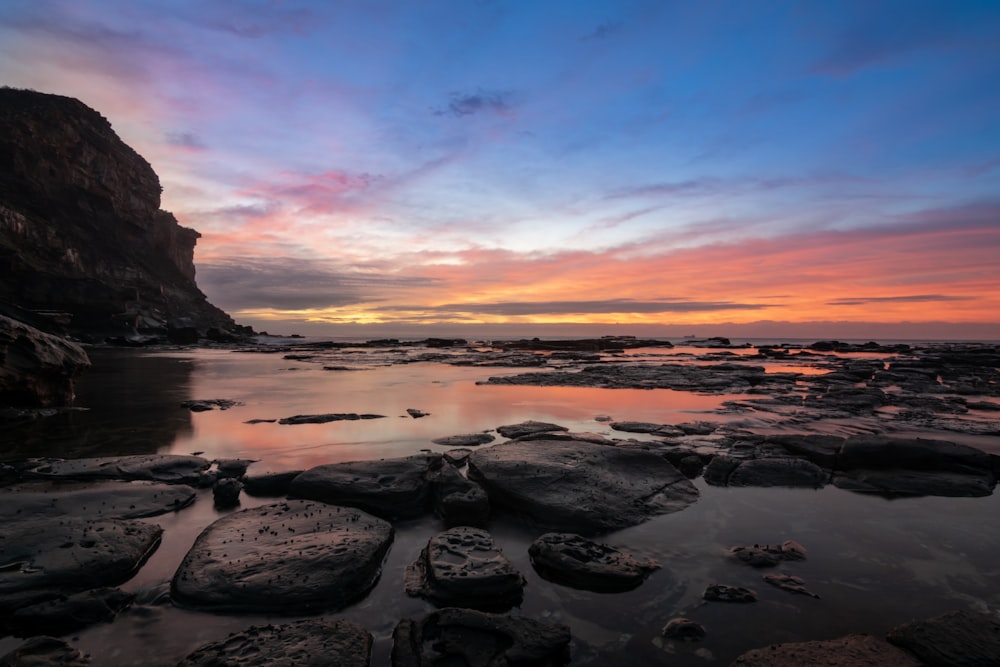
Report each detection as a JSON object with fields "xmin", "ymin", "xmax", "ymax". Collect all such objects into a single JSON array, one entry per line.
[
  {"xmin": 703, "ymin": 584, "xmax": 757, "ymax": 603},
  {"xmin": 391, "ymin": 608, "xmax": 571, "ymax": 667},
  {"xmin": 834, "ymin": 468, "xmax": 996, "ymax": 498},
  {"xmin": 0, "ymin": 315, "xmax": 90, "ymax": 407},
  {"xmin": 887, "ymin": 609, "xmax": 1000, "ymax": 666},
  {"xmin": 763, "ymin": 573, "xmax": 820, "ymax": 598},
  {"xmin": 431, "ymin": 433, "xmax": 495, "ymax": 447},
  {"xmin": 177, "ymin": 619, "xmax": 373, "ymax": 667},
  {"xmin": 0, "ymin": 481, "xmax": 195, "ymax": 521},
  {"xmin": 839, "ymin": 435, "xmax": 992, "ymax": 473},
  {"xmin": 528, "ymin": 532, "xmax": 659, "ymax": 592},
  {"xmin": 662, "ymin": 617, "xmax": 705, "ymax": 640},
  {"xmin": 763, "ymin": 434, "xmax": 844, "ymax": 468},
  {"xmin": 430, "ymin": 463, "xmax": 489, "ymax": 527},
  {"xmin": 732, "ymin": 633, "xmax": 920, "ymax": 666},
  {"xmin": 23, "ymin": 455, "xmax": 212, "ymax": 486},
  {"xmin": 0, "ymin": 637, "xmax": 90, "ymax": 667},
  {"xmin": 9, "ymin": 587, "xmax": 132, "ymax": 637},
  {"xmin": 171, "ymin": 501, "xmax": 393, "ymax": 614},
  {"xmin": 212, "ymin": 478, "xmax": 241, "ymax": 509},
  {"xmin": 727, "ymin": 457, "xmax": 828, "ymax": 488},
  {"xmin": 495, "ymin": 420, "xmax": 569, "ymax": 439},
  {"xmin": 729, "ymin": 541, "xmax": 807, "ymax": 568},
  {"xmin": 242, "ymin": 470, "xmax": 302, "ymax": 497},
  {"xmin": 404, "ymin": 527, "xmax": 524, "ymax": 612},
  {"xmin": 290, "ymin": 454, "xmax": 440, "ymax": 519},
  {"xmin": 469, "ymin": 438, "xmax": 698, "ymax": 535}
]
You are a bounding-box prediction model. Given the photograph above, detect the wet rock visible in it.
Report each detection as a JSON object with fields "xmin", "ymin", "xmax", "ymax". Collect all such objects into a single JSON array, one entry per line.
[
  {"xmin": 242, "ymin": 470, "xmax": 302, "ymax": 497},
  {"xmin": 406, "ymin": 408, "xmax": 429, "ymax": 418},
  {"xmin": 212, "ymin": 478, "xmax": 241, "ymax": 509},
  {"xmin": 703, "ymin": 455, "xmax": 741, "ymax": 486},
  {"xmin": 9, "ymin": 587, "xmax": 132, "ymax": 637},
  {"xmin": 432, "ymin": 433, "xmax": 495, "ymax": 447},
  {"xmin": 430, "ymin": 463, "xmax": 489, "ymax": 527},
  {"xmin": 729, "ymin": 540, "xmax": 807, "ymax": 568},
  {"xmin": 528, "ymin": 532, "xmax": 659, "ymax": 592},
  {"xmin": 703, "ymin": 584, "xmax": 757, "ymax": 603},
  {"xmin": 676, "ymin": 455, "xmax": 705, "ymax": 479},
  {"xmin": 468, "ymin": 438, "xmax": 699, "ymax": 535},
  {"xmin": 442, "ymin": 448, "xmax": 472, "ymax": 466},
  {"xmin": 23, "ymin": 455, "xmax": 211, "ymax": 486},
  {"xmin": 728, "ymin": 457, "xmax": 828, "ymax": 488},
  {"xmin": 610, "ymin": 421, "xmax": 683, "ymax": 437},
  {"xmin": 662, "ymin": 617, "xmax": 705, "ymax": 640},
  {"xmin": 763, "ymin": 434, "xmax": 844, "ymax": 468},
  {"xmin": 391, "ymin": 607, "xmax": 571, "ymax": 667},
  {"xmin": 839, "ymin": 435, "xmax": 992, "ymax": 473},
  {"xmin": 763, "ymin": 573, "xmax": 820, "ymax": 598},
  {"xmin": 176, "ymin": 619, "xmax": 373, "ymax": 667},
  {"xmin": 0, "ymin": 636, "xmax": 90, "ymax": 666},
  {"xmin": 277, "ymin": 412, "xmax": 385, "ymax": 424},
  {"xmin": 171, "ymin": 500, "xmax": 393, "ymax": 614},
  {"xmin": 495, "ymin": 420, "xmax": 569, "ymax": 439},
  {"xmin": 732, "ymin": 633, "xmax": 920, "ymax": 666},
  {"xmin": 484, "ymin": 362, "xmax": 771, "ymax": 394},
  {"xmin": 405, "ymin": 527, "xmax": 524, "ymax": 611},
  {"xmin": 0, "ymin": 517, "xmax": 161, "ymax": 614},
  {"xmin": 834, "ymin": 468, "xmax": 996, "ymax": 498},
  {"xmin": 0, "ymin": 315, "xmax": 90, "ymax": 408},
  {"xmin": 214, "ymin": 459, "xmax": 256, "ymax": 479},
  {"xmin": 886, "ymin": 609, "xmax": 1000, "ymax": 666},
  {"xmin": 290, "ymin": 454, "xmax": 440, "ymax": 519},
  {"xmin": 676, "ymin": 421, "xmax": 719, "ymax": 435},
  {"xmin": 0, "ymin": 481, "xmax": 195, "ymax": 520},
  {"xmin": 180, "ymin": 399, "xmax": 243, "ymax": 412}
]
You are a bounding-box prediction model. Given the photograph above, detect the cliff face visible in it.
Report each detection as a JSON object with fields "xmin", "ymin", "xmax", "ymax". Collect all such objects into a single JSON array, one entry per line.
[{"xmin": 0, "ymin": 88, "xmax": 242, "ymax": 338}]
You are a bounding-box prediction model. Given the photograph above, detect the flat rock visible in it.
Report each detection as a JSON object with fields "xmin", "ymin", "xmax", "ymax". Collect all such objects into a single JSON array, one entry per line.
[
  {"xmin": 764, "ymin": 434, "xmax": 844, "ymax": 468},
  {"xmin": 0, "ymin": 517, "xmax": 161, "ymax": 613},
  {"xmin": 430, "ymin": 464, "xmax": 489, "ymax": 527},
  {"xmin": 528, "ymin": 532, "xmax": 659, "ymax": 592},
  {"xmin": 763, "ymin": 573, "xmax": 820, "ymax": 598},
  {"xmin": 728, "ymin": 458, "xmax": 827, "ymax": 488},
  {"xmin": 610, "ymin": 421, "xmax": 682, "ymax": 436},
  {"xmin": 9, "ymin": 587, "xmax": 132, "ymax": 637},
  {"xmin": 0, "ymin": 481, "xmax": 195, "ymax": 520},
  {"xmin": 404, "ymin": 527, "xmax": 524, "ymax": 611},
  {"xmin": 887, "ymin": 609, "xmax": 1000, "ymax": 666},
  {"xmin": 391, "ymin": 607, "xmax": 571, "ymax": 667},
  {"xmin": 839, "ymin": 435, "xmax": 992, "ymax": 473},
  {"xmin": 277, "ymin": 413, "xmax": 385, "ymax": 425},
  {"xmin": 290, "ymin": 454, "xmax": 440, "ymax": 519},
  {"xmin": 729, "ymin": 540, "xmax": 807, "ymax": 568},
  {"xmin": 703, "ymin": 584, "xmax": 757, "ymax": 602},
  {"xmin": 732, "ymin": 633, "xmax": 920, "ymax": 666},
  {"xmin": 834, "ymin": 468, "xmax": 996, "ymax": 498},
  {"xmin": 468, "ymin": 439, "xmax": 699, "ymax": 535},
  {"xmin": 176, "ymin": 619, "xmax": 373, "ymax": 667},
  {"xmin": 171, "ymin": 500, "xmax": 393, "ymax": 614},
  {"xmin": 23, "ymin": 455, "xmax": 211, "ymax": 486},
  {"xmin": 181, "ymin": 399, "xmax": 243, "ymax": 412},
  {"xmin": 242, "ymin": 470, "xmax": 302, "ymax": 497},
  {"xmin": 442, "ymin": 448, "xmax": 472, "ymax": 465},
  {"xmin": 0, "ymin": 636, "xmax": 90, "ymax": 667},
  {"xmin": 495, "ymin": 420, "xmax": 569, "ymax": 439},
  {"xmin": 431, "ymin": 433, "xmax": 495, "ymax": 447}
]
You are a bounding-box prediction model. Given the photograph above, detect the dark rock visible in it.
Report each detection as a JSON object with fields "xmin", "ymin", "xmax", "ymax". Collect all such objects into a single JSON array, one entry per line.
[
  {"xmin": 495, "ymin": 420, "xmax": 569, "ymax": 439},
  {"xmin": 732, "ymin": 633, "xmax": 920, "ymax": 666},
  {"xmin": 676, "ymin": 455, "xmax": 705, "ymax": 479},
  {"xmin": 404, "ymin": 527, "xmax": 524, "ymax": 611},
  {"xmin": 166, "ymin": 325, "xmax": 200, "ymax": 345},
  {"xmin": 176, "ymin": 619, "xmax": 373, "ymax": 667},
  {"xmin": 406, "ymin": 408, "xmax": 429, "ymax": 418},
  {"xmin": 391, "ymin": 607, "xmax": 571, "ymax": 667},
  {"xmin": 442, "ymin": 448, "xmax": 472, "ymax": 465},
  {"xmin": 834, "ymin": 468, "xmax": 996, "ymax": 498},
  {"xmin": 662, "ymin": 617, "xmax": 705, "ymax": 640},
  {"xmin": 430, "ymin": 463, "xmax": 489, "ymax": 527},
  {"xmin": 0, "ymin": 315, "xmax": 90, "ymax": 408},
  {"xmin": 0, "ymin": 481, "xmax": 195, "ymax": 520},
  {"xmin": 171, "ymin": 500, "xmax": 393, "ymax": 614},
  {"xmin": 432, "ymin": 433, "xmax": 495, "ymax": 447},
  {"xmin": 212, "ymin": 478, "xmax": 241, "ymax": 509},
  {"xmin": 703, "ymin": 455, "xmax": 741, "ymax": 486},
  {"xmin": 839, "ymin": 435, "xmax": 992, "ymax": 473},
  {"xmin": 703, "ymin": 584, "xmax": 757, "ymax": 603},
  {"xmin": 675, "ymin": 421, "xmax": 719, "ymax": 435},
  {"xmin": 9, "ymin": 587, "xmax": 132, "ymax": 637},
  {"xmin": 528, "ymin": 532, "xmax": 659, "ymax": 592},
  {"xmin": 763, "ymin": 573, "xmax": 820, "ymax": 598},
  {"xmin": 214, "ymin": 458, "xmax": 256, "ymax": 479},
  {"xmin": 887, "ymin": 609, "xmax": 1000, "ymax": 666},
  {"xmin": 610, "ymin": 421, "xmax": 683, "ymax": 437},
  {"xmin": 0, "ymin": 517, "xmax": 161, "ymax": 613},
  {"xmin": 468, "ymin": 438, "xmax": 699, "ymax": 535},
  {"xmin": 729, "ymin": 540, "xmax": 807, "ymax": 568},
  {"xmin": 484, "ymin": 362, "xmax": 770, "ymax": 394},
  {"xmin": 277, "ymin": 413, "xmax": 385, "ymax": 424},
  {"xmin": 242, "ymin": 470, "xmax": 302, "ymax": 497},
  {"xmin": 23, "ymin": 455, "xmax": 211, "ymax": 485},
  {"xmin": 181, "ymin": 399, "xmax": 244, "ymax": 412},
  {"xmin": 0, "ymin": 636, "xmax": 90, "ymax": 666},
  {"xmin": 243, "ymin": 418, "xmax": 277, "ymax": 424},
  {"xmin": 290, "ymin": 454, "xmax": 440, "ymax": 520},
  {"xmin": 728, "ymin": 457, "xmax": 828, "ymax": 488},
  {"xmin": 764, "ymin": 434, "xmax": 844, "ymax": 468}
]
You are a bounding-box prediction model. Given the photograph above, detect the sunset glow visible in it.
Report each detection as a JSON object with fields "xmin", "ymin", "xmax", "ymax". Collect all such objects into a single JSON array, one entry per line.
[{"xmin": 2, "ymin": 1, "xmax": 998, "ymax": 338}]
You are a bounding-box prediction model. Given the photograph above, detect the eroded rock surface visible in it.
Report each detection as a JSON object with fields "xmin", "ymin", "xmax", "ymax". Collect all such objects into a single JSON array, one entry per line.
[
  {"xmin": 0, "ymin": 481, "xmax": 195, "ymax": 520},
  {"xmin": 0, "ymin": 315, "xmax": 90, "ymax": 408},
  {"xmin": 732, "ymin": 633, "xmax": 920, "ymax": 666},
  {"xmin": 22, "ymin": 455, "xmax": 211, "ymax": 486},
  {"xmin": 171, "ymin": 500, "xmax": 393, "ymax": 614},
  {"xmin": 528, "ymin": 532, "xmax": 659, "ymax": 592},
  {"xmin": 278, "ymin": 412, "xmax": 385, "ymax": 425},
  {"xmin": 430, "ymin": 463, "xmax": 489, "ymax": 527},
  {"xmin": 703, "ymin": 584, "xmax": 757, "ymax": 603},
  {"xmin": 0, "ymin": 636, "xmax": 90, "ymax": 667},
  {"xmin": 887, "ymin": 609, "xmax": 1000, "ymax": 666},
  {"xmin": 9, "ymin": 587, "xmax": 132, "ymax": 637},
  {"xmin": 729, "ymin": 540, "xmax": 807, "ymax": 568},
  {"xmin": 431, "ymin": 433, "xmax": 495, "ymax": 447},
  {"xmin": 495, "ymin": 420, "xmax": 569, "ymax": 439},
  {"xmin": 763, "ymin": 573, "xmax": 820, "ymax": 598}
]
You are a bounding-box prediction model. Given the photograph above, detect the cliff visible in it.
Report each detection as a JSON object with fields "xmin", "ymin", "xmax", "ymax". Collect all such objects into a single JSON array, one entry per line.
[{"xmin": 0, "ymin": 87, "xmax": 246, "ymax": 340}]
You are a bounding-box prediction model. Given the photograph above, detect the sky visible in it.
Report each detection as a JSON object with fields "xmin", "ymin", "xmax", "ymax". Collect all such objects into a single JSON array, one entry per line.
[{"xmin": 2, "ymin": 0, "xmax": 999, "ymax": 340}]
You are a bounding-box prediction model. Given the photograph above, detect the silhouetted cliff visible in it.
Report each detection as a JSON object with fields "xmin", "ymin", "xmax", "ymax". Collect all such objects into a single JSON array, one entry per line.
[{"xmin": 0, "ymin": 87, "xmax": 245, "ymax": 339}]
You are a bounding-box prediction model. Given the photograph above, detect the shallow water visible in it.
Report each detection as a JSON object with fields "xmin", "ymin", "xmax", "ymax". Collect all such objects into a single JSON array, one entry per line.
[{"xmin": 2, "ymin": 345, "xmax": 999, "ymax": 665}]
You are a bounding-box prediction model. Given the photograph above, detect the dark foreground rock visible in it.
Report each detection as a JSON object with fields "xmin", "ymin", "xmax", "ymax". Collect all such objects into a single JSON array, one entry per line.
[
  {"xmin": 703, "ymin": 584, "xmax": 757, "ymax": 603},
  {"xmin": 8, "ymin": 587, "xmax": 132, "ymax": 637},
  {"xmin": 732, "ymin": 633, "xmax": 920, "ymax": 666},
  {"xmin": 0, "ymin": 636, "xmax": 90, "ymax": 667},
  {"xmin": 528, "ymin": 532, "xmax": 659, "ymax": 592},
  {"xmin": 277, "ymin": 413, "xmax": 385, "ymax": 425},
  {"xmin": 763, "ymin": 573, "xmax": 821, "ymax": 598},
  {"xmin": 242, "ymin": 470, "xmax": 302, "ymax": 497},
  {"xmin": 431, "ymin": 433, "xmax": 496, "ymax": 447},
  {"xmin": 0, "ymin": 518, "xmax": 161, "ymax": 614},
  {"xmin": 404, "ymin": 527, "xmax": 524, "ymax": 612},
  {"xmin": 468, "ymin": 439, "xmax": 699, "ymax": 535},
  {"xmin": 887, "ymin": 609, "xmax": 1000, "ymax": 666},
  {"xmin": 430, "ymin": 463, "xmax": 490, "ymax": 527},
  {"xmin": 727, "ymin": 457, "xmax": 827, "ymax": 488},
  {"xmin": 177, "ymin": 619, "xmax": 373, "ymax": 667},
  {"xmin": 0, "ymin": 315, "xmax": 91, "ymax": 408},
  {"xmin": 290, "ymin": 454, "xmax": 440, "ymax": 519},
  {"xmin": 729, "ymin": 541, "xmax": 807, "ymax": 568},
  {"xmin": 495, "ymin": 420, "xmax": 569, "ymax": 439},
  {"xmin": 0, "ymin": 481, "xmax": 195, "ymax": 520},
  {"xmin": 662, "ymin": 617, "xmax": 705, "ymax": 641},
  {"xmin": 22, "ymin": 455, "xmax": 212, "ymax": 486},
  {"xmin": 392, "ymin": 607, "xmax": 571, "ymax": 667},
  {"xmin": 171, "ymin": 500, "xmax": 393, "ymax": 614}
]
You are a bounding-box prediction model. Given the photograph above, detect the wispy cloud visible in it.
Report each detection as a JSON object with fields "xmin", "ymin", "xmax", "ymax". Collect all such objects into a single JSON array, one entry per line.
[
  {"xmin": 827, "ymin": 295, "xmax": 976, "ymax": 306},
  {"xmin": 580, "ymin": 20, "xmax": 622, "ymax": 41},
  {"xmin": 434, "ymin": 89, "xmax": 512, "ymax": 118},
  {"xmin": 376, "ymin": 299, "xmax": 772, "ymax": 316}
]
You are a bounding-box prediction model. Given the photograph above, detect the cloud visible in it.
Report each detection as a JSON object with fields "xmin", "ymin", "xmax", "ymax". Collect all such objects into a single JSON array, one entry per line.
[
  {"xmin": 605, "ymin": 179, "xmax": 719, "ymax": 200},
  {"xmin": 165, "ymin": 131, "xmax": 206, "ymax": 150},
  {"xmin": 580, "ymin": 21, "xmax": 622, "ymax": 41},
  {"xmin": 239, "ymin": 169, "xmax": 381, "ymax": 214},
  {"xmin": 435, "ymin": 89, "xmax": 511, "ymax": 118},
  {"xmin": 827, "ymin": 295, "xmax": 976, "ymax": 306},
  {"xmin": 375, "ymin": 299, "xmax": 773, "ymax": 316}
]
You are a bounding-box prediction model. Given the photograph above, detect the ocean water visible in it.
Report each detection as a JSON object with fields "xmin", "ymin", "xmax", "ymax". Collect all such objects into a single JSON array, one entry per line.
[{"xmin": 1, "ymin": 344, "xmax": 998, "ymax": 665}]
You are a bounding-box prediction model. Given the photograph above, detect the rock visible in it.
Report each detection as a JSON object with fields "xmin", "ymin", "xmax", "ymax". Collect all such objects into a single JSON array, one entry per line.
[
  {"xmin": 406, "ymin": 408, "xmax": 429, "ymax": 418},
  {"xmin": 212, "ymin": 478, "xmax": 241, "ymax": 509},
  {"xmin": 732, "ymin": 633, "xmax": 920, "ymax": 666},
  {"xmin": 278, "ymin": 413, "xmax": 385, "ymax": 424},
  {"xmin": 763, "ymin": 434, "xmax": 844, "ymax": 468},
  {"xmin": 0, "ymin": 517, "xmax": 161, "ymax": 614},
  {"xmin": 181, "ymin": 399, "xmax": 244, "ymax": 412},
  {"xmin": 404, "ymin": 527, "xmax": 524, "ymax": 611},
  {"xmin": 887, "ymin": 609, "xmax": 1000, "ymax": 666},
  {"xmin": 432, "ymin": 433, "xmax": 495, "ymax": 447},
  {"xmin": 430, "ymin": 463, "xmax": 489, "ymax": 527},
  {"xmin": 677, "ymin": 455, "xmax": 705, "ymax": 479},
  {"xmin": 442, "ymin": 448, "xmax": 472, "ymax": 465},
  {"xmin": 242, "ymin": 470, "xmax": 302, "ymax": 497},
  {"xmin": 0, "ymin": 636, "xmax": 90, "ymax": 666},
  {"xmin": 763, "ymin": 573, "xmax": 820, "ymax": 598},
  {"xmin": 176, "ymin": 619, "xmax": 373, "ymax": 667},
  {"xmin": 391, "ymin": 607, "xmax": 571, "ymax": 667},
  {"xmin": 214, "ymin": 458, "xmax": 256, "ymax": 479},
  {"xmin": 0, "ymin": 481, "xmax": 195, "ymax": 520},
  {"xmin": 9, "ymin": 587, "xmax": 132, "ymax": 637},
  {"xmin": 834, "ymin": 468, "xmax": 996, "ymax": 498},
  {"xmin": 23, "ymin": 455, "xmax": 212, "ymax": 486},
  {"xmin": 839, "ymin": 435, "xmax": 992, "ymax": 473},
  {"xmin": 703, "ymin": 584, "xmax": 757, "ymax": 603},
  {"xmin": 610, "ymin": 421, "xmax": 683, "ymax": 437},
  {"xmin": 290, "ymin": 454, "xmax": 440, "ymax": 520},
  {"xmin": 528, "ymin": 532, "xmax": 659, "ymax": 592},
  {"xmin": 728, "ymin": 457, "xmax": 828, "ymax": 488},
  {"xmin": 484, "ymin": 362, "xmax": 770, "ymax": 394},
  {"xmin": 662, "ymin": 617, "xmax": 705, "ymax": 640},
  {"xmin": 495, "ymin": 420, "xmax": 569, "ymax": 439},
  {"xmin": 0, "ymin": 315, "xmax": 90, "ymax": 407},
  {"xmin": 171, "ymin": 500, "xmax": 393, "ymax": 614},
  {"xmin": 703, "ymin": 455, "xmax": 742, "ymax": 486},
  {"xmin": 468, "ymin": 438, "xmax": 699, "ymax": 535},
  {"xmin": 729, "ymin": 541, "xmax": 807, "ymax": 568}
]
